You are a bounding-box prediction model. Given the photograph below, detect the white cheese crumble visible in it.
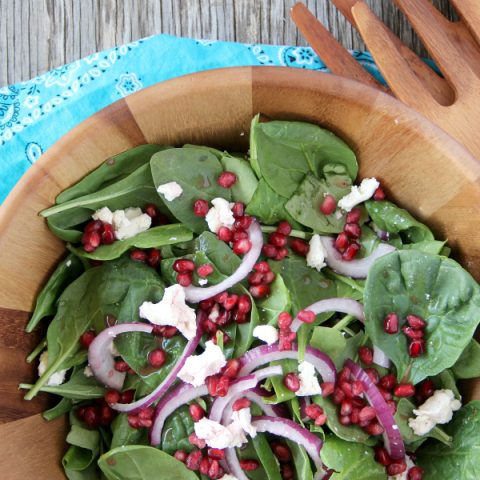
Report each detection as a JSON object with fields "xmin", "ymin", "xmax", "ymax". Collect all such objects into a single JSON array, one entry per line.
[
  {"xmin": 205, "ymin": 197, "xmax": 235, "ymax": 233},
  {"xmin": 338, "ymin": 177, "xmax": 380, "ymax": 212},
  {"xmin": 219, "ymin": 475, "xmax": 239, "ymax": 480},
  {"xmin": 83, "ymin": 366, "xmax": 94, "ymax": 377},
  {"xmin": 232, "ymin": 407, "xmax": 257, "ymax": 438},
  {"xmin": 38, "ymin": 351, "xmax": 67, "ymax": 386},
  {"xmin": 408, "ymin": 389, "xmax": 461, "ymax": 436},
  {"xmin": 296, "ymin": 361, "xmax": 322, "ymax": 396},
  {"xmin": 92, "ymin": 206, "xmax": 113, "ymax": 224},
  {"xmin": 198, "ymin": 278, "xmax": 209, "ymax": 286},
  {"xmin": 92, "ymin": 206, "xmax": 152, "ymax": 240},
  {"xmin": 388, "ymin": 455, "xmax": 416, "ymax": 480},
  {"xmin": 65, "ymin": 259, "xmax": 72, "ymax": 267},
  {"xmin": 306, "ymin": 234, "xmax": 328, "ymax": 272},
  {"xmin": 252, "ymin": 325, "xmax": 279, "ymax": 345},
  {"xmin": 156, "ymin": 181, "xmax": 183, "ymax": 201},
  {"xmin": 178, "ymin": 341, "xmax": 226, "ymax": 387},
  {"xmin": 139, "ymin": 284, "xmax": 196, "ymax": 340}
]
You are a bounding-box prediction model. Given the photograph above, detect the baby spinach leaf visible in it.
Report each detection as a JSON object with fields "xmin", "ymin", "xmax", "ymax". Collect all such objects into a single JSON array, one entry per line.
[
  {"xmin": 249, "ymin": 113, "xmax": 263, "ymax": 178},
  {"xmin": 161, "ymin": 405, "xmax": 195, "ymax": 455},
  {"xmin": 221, "ymin": 154, "xmax": 258, "ymax": 204},
  {"xmin": 364, "ymin": 250, "xmax": 480, "ymax": 384},
  {"xmin": 98, "ymin": 445, "xmax": 199, "ymax": 480},
  {"xmin": 27, "ymin": 253, "xmax": 84, "ymax": 332},
  {"xmin": 310, "ymin": 327, "xmax": 347, "ymax": 368},
  {"xmin": 43, "ymin": 397, "xmax": 73, "ymax": 421},
  {"xmin": 257, "ymin": 274, "xmax": 291, "ymax": 325},
  {"xmin": 320, "ymin": 435, "xmax": 386, "ymax": 479},
  {"xmin": 194, "ymin": 231, "xmax": 241, "ymax": 276},
  {"xmin": 68, "ymin": 224, "xmax": 193, "ymax": 261},
  {"xmin": 432, "ymin": 369, "xmax": 461, "ymax": 399},
  {"xmin": 365, "ymin": 200, "xmax": 434, "ymax": 243},
  {"xmin": 251, "ymin": 119, "xmax": 358, "ymax": 198},
  {"xmin": 264, "ymin": 359, "xmax": 298, "ymax": 404},
  {"xmin": 236, "ymin": 434, "xmax": 280, "ymax": 480},
  {"xmin": 452, "ymin": 339, "xmax": 480, "ymax": 379},
  {"xmin": 402, "ymin": 240, "xmax": 446, "ymax": 255},
  {"xmin": 252, "ymin": 435, "xmax": 283, "ymax": 480},
  {"xmin": 47, "ymin": 208, "xmax": 93, "ymax": 243},
  {"xmin": 57, "ymin": 145, "xmax": 168, "ymax": 204},
  {"xmin": 287, "ymin": 440, "xmax": 314, "ymax": 480},
  {"xmin": 111, "ymin": 414, "xmax": 148, "ymax": 448},
  {"xmin": 150, "ymin": 147, "xmax": 228, "ymax": 233},
  {"xmin": 63, "ymin": 424, "xmax": 100, "ymax": 475},
  {"xmin": 416, "ymin": 401, "xmax": 480, "ymax": 480}
]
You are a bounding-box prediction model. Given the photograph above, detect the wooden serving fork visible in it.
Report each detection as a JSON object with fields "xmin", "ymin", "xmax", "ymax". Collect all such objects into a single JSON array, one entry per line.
[{"xmin": 291, "ymin": 1, "xmax": 480, "ymax": 160}]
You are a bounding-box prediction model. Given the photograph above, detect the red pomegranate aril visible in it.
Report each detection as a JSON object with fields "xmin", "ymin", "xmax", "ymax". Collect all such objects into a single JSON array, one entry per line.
[
  {"xmin": 239, "ymin": 459, "xmax": 259, "ymax": 471},
  {"xmin": 249, "ymin": 284, "xmax": 270, "ymax": 298},
  {"xmin": 417, "ymin": 379, "xmax": 435, "ymax": 400},
  {"xmin": 222, "ymin": 358, "xmax": 241, "ymax": 378},
  {"xmin": 386, "ymin": 459, "xmax": 407, "ymax": 476},
  {"xmin": 174, "ymin": 450, "xmax": 188, "ymax": 463},
  {"xmin": 104, "ymin": 389, "xmax": 120, "ymax": 405},
  {"xmin": 156, "ymin": 325, "xmax": 178, "ymax": 338},
  {"xmin": 290, "ymin": 238, "xmax": 309, "ymax": 256},
  {"xmin": 208, "ymin": 448, "xmax": 225, "ymax": 460},
  {"xmin": 83, "ymin": 230, "xmax": 101, "ymax": 250},
  {"xmin": 342, "ymin": 242, "xmax": 360, "ymax": 261},
  {"xmin": 217, "ymin": 171, "xmax": 237, "ymax": 188},
  {"xmin": 233, "ymin": 310, "xmax": 248, "ymax": 324},
  {"xmin": 114, "ymin": 360, "xmax": 129, "ymax": 372},
  {"xmin": 223, "ymin": 294, "xmax": 238, "ymax": 311},
  {"xmin": 199, "ymin": 457, "xmax": 210, "ymax": 475},
  {"xmin": 147, "ymin": 248, "xmax": 161, "ymax": 268},
  {"xmin": 374, "ymin": 446, "xmax": 392, "ymax": 466},
  {"xmin": 315, "ymin": 413, "xmax": 327, "ymax": 426},
  {"xmin": 346, "ymin": 207, "xmax": 362, "ymax": 224},
  {"xmin": 408, "ymin": 466, "xmax": 424, "ymax": 480},
  {"xmin": 262, "ymin": 243, "xmax": 277, "ymax": 258},
  {"xmin": 233, "ymin": 238, "xmax": 252, "ymax": 255},
  {"xmin": 127, "ymin": 413, "xmax": 140, "ymax": 429},
  {"xmin": 173, "ymin": 259, "xmax": 195, "ymax": 273},
  {"xmin": 189, "ymin": 432, "xmax": 207, "ymax": 449},
  {"xmin": 379, "ymin": 374, "xmax": 396, "ymax": 391},
  {"xmin": 232, "ymin": 397, "xmax": 251, "ymax": 411},
  {"xmin": 237, "ymin": 294, "xmax": 252, "ymax": 313},
  {"xmin": 148, "ymin": 348, "xmax": 167, "ymax": 368},
  {"xmin": 335, "ymin": 232, "xmax": 349, "ymax": 253},
  {"xmin": 193, "ymin": 199, "xmax": 209, "ymax": 217},
  {"xmin": 340, "ymin": 381, "xmax": 354, "ymax": 398},
  {"xmin": 352, "ymin": 397, "xmax": 366, "ymax": 409},
  {"xmin": 281, "ymin": 464, "xmax": 294, "ymax": 480},
  {"xmin": 402, "ymin": 326, "xmax": 424, "ymax": 340},
  {"xmin": 130, "ymin": 249, "xmax": 147, "ymax": 262},
  {"xmin": 186, "ymin": 450, "xmax": 203, "ymax": 471},
  {"xmin": 321, "ymin": 382, "xmax": 335, "ymax": 397},
  {"xmin": 177, "ymin": 272, "xmax": 193, "ymax": 287},
  {"xmin": 101, "ymin": 223, "xmax": 115, "ymax": 244},
  {"xmin": 248, "ymin": 271, "xmax": 264, "ymax": 285},
  {"xmin": 206, "ymin": 375, "xmax": 220, "ymax": 396},
  {"xmin": 83, "ymin": 243, "xmax": 97, "ymax": 253},
  {"xmin": 217, "ymin": 226, "xmax": 233, "ymax": 242},
  {"xmin": 214, "ymin": 292, "xmax": 228, "ymax": 303},
  {"xmin": 407, "ymin": 314, "xmax": 426, "ymax": 329},
  {"xmin": 272, "ymin": 443, "xmax": 292, "ymax": 463},
  {"xmin": 340, "ymin": 399, "xmax": 353, "ymax": 416},
  {"xmin": 120, "ymin": 390, "xmax": 135, "ymax": 404},
  {"xmin": 365, "ymin": 421, "xmax": 385, "ymax": 436},
  {"xmin": 409, "ymin": 339, "xmax": 426, "ymax": 358},
  {"xmin": 364, "ymin": 368, "xmax": 380, "ymax": 385},
  {"xmin": 263, "ymin": 271, "xmax": 276, "ymax": 284},
  {"xmin": 350, "ymin": 408, "xmax": 360, "ymax": 424},
  {"xmin": 352, "ymin": 380, "xmax": 365, "ymax": 396},
  {"xmin": 85, "ymin": 219, "xmax": 103, "ymax": 233},
  {"xmin": 275, "ymin": 247, "xmax": 289, "ymax": 261},
  {"xmin": 216, "ymin": 375, "xmax": 230, "ymax": 397},
  {"xmin": 277, "ymin": 221, "xmax": 292, "ymax": 236},
  {"xmin": 254, "ymin": 261, "xmax": 270, "ymax": 273},
  {"xmin": 320, "ymin": 194, "xmax": 337, "ymax": 215},
  {"xmin": 79, "ymin": 330, "xmax": 96, "ymax": 348},
  {"xmin": 305, "ymin": 404, "xmax": 324, "ymax": 420},
  {"xmin": 233, "ymin": 230, "xmax": 249, "ymax": 241},
  {"xmin": 269, "ymin": 232, "xmax": 287, "ymax": 247},
  {"xmin": 379, "ymin": 388, "xmax": 393, "ymax": 401},
  {"xmin": 384, "ymin": 312, "xmax": 399, "ymax": 334},
  {"xmin": 373, "ymin": 186, "xmax": 386, "ymax": 201},
  {"xmin": 208, "ymin": 459, "xmax": 221, "ymax": 479},
  {"xmin": 144, "ymin": 203, "xmax": 159, "ymax": 219},
  {"xmin": 358, "ymin": 406, "xmax": 376, "ymax": 423},
  {"xmin": 199, "ymin": 298, "xmax": 215, "ymax": 311},
  {"xmin": 297, "ymin": 309, "xmax": 316, "ymax": 324},
  {"xmin": 394, "ymin": 383, "xmax": 416, "ymax": 398},
  {"xmin": 277, "ymin": 311, "xmax": 293, "ymax": 330},
  {"xmin": 358, "ymin": 346, "xmax": 374, "ymax": 365},
  {"xmin": 236, "ymin": 215, "xmax": 253, "ymax": 231},
  {"xmin": 138, "ymin": 407, "xmax": 154, "ymax": 420},
  {"xmin": 338, "ymin": 367, "xmax": 352, "ymax": 383},
  {"xmin": 197, "ymin": 263, "xmax": 214, "ymax": 278},
  {"xmin": 138, "ymin": 417, "xmax": 153, "ymax": 428},
  {"xmin": 344, "ymin": 222, "xmax": 362, "ymax": 239},
  {"xmin": 339, "ymin": 415, "xmax": 351, "ymax": 426},
  {"xmin": 189, "ymin": 403, "xmax": 205, "ymax": 421},
  {"xmin": 284, "ymin": 372, "xmax": 300, "ymax": 392},
  {"xmin": 333, "ymin": 388, "xmax": 346, "ymax": 405},
  {"xmin": 232, "ymin": 202, "xmax": 245, "ymax": 218},
  {"xmin": 83, "ymin": 406, "xmax": 101, "ymax": 429}
]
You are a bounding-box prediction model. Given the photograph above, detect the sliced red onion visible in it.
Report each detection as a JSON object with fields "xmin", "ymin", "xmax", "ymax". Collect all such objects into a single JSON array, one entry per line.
[
  {"xmin": 291, "ymin": 298, "xmax": 365, "ymax": 333},
  {"xmin": 238, "ymin": 343, "xmax": 336, "ymax": 384},
  {"xmin": 184, "ymin": 219, "xmax": 263, "ymax": 303},
  {"xmin": 88, "ymin": 323, "xmax": 153, "ymax": 390},
  {"xmin": 111, "ymin": 316, "xmax": 203, "ymax": 414},
  {"xmin": 298, "ymin": 396, "xmax": 312, "ymax": 422},
  {"xmin": 345, "ymin": 359, "xmax": 405, "ymax": 460},
  {"xmin": 150, "ymin": 382, "xmax": 208, "ymax": 446},
  {"xmin": 373, "ymin": 346, "xmax": 391, "ymax": 368},
  {"xmin": 225, "ymin": 447, "xmax": 250, "ymax": 480},
  {"xmin": 320, "ymin": 236, "xmax": 395, "ymax": 278}
]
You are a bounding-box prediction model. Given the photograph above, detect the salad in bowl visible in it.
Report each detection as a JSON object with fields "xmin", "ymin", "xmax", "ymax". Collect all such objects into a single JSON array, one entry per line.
[{"xmin": 22, "ymin": 115, "xmax": 480, "ymax": 480}]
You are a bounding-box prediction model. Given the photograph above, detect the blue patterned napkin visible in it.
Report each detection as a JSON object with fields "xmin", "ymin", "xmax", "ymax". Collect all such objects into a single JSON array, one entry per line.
[{"xmin": 0, "ymin": 34, "xmax": 382, "ymax": 203}]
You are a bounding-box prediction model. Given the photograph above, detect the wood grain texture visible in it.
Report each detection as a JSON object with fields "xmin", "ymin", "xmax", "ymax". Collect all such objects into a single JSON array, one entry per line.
[{"xmin": 0, "ymin": 0, "xmax": 456, "ymax": 86}]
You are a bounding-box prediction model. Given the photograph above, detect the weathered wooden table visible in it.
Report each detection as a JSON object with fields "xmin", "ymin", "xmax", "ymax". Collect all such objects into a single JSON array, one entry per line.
[{"xmin": 1, "ymin": 0, "xmax": 455, "ymax": 86}]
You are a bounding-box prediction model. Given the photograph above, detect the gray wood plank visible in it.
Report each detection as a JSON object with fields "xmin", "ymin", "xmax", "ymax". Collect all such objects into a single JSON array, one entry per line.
[{"xmin": 0, "ymin": 0, "xmax": 456, "ymax": 86}]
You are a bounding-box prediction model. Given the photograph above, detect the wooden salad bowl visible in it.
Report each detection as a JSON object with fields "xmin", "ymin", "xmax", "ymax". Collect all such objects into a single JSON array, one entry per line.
[{"xmin": 0, "ymin": 67, "xmax": 479, "ymax": 479}]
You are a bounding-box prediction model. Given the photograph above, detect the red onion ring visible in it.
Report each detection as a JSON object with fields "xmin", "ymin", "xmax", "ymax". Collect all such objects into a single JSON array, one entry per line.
[
  {"xmin": 88, "ymin": 323, "xmax": 153, "ymax": 390},
  {"xmin": 238, "ymin": 343, "xmax": 336, "ymax": 384},
  {"xmin": 291, "ymin": 298, "xmax": 365, "ymax": 333},
  {"xmin": 184, "ymin": 219, "xmax": 263, "ymax": 303},
  {"xmin": 345, "ymin": 359, "xmax": 405, "ymax": 460},
  {"xmin": 321, "ymin": 236, "xmax": 395, "ymax": 278}
]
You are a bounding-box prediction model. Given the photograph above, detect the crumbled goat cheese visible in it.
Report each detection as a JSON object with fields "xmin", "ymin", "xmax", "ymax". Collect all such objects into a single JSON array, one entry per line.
[
  {"xmin": 92, "ymin": 206, "xmax": 114, "ymax": 224},
  {"xmin": 296, "ymin": 361, "xmax": 322, "ymax": 396},
  {"xmin": 388, "ymin": 455, "xmax": 416, "ymax": 480},
  {"xmin": 306, "ymin": 234, "xmax": 328, "ymax": 272},
  {"xmin": 219, "ymin": 475, "xmax": 239, "ymax": 480},
  {"xmin": 38, "ymin": 351, "xmax": 67, "ymax": 386},
  {"xmin": 205, "ymin": 198, "xmax": 235, "ymax": 233},
  {"xmin": 139, "ymin": 284, "xmax": 196, "ymax": 340},
  {"xmin": 198, "ymin": 278, "xmax": 209, "ymax": 286},
  {"xmin": 408, "ymin": 389, "xmax": 461, "ymax": 436},
  {"xmin": 92, "ymin": 206, "xmax": 151, "ymax": 240},
  {"xmin": 252, "ymin": 325, "xmax": 279, "ymax": 345},
  {"xmin": 338, "ymin": 177, "xmax": 380, "ymax": 212},
  {"xmin": 232, "ymin": 407, "xmax": 257, "ymax": 438},
  {"xmin": 178, "ymin": 341, "xmax": 226, "ymax": 387},
  {"xmin": 194, "ymin": 417, "xmax": 247, "ymax": 449},
  {"xmin": 208, "ymin": 303, "xmax": 220, "ymax": 322},
  {"xmin": 83, "ymin": 366, "xmax": 94, "ymax": 377},
  {"xmin": 65, "ymin": 259, "xmax": 72, "ymax": 267},
  {"xmin": 156, "ymin": 181, "xmax": 183, "ymax": 201}
]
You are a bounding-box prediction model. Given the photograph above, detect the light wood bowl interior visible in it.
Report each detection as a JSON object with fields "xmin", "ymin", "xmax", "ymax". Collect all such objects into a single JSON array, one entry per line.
[{"xmin": 1, "ymin": 67, "xmax": 479, "ymax": 479}]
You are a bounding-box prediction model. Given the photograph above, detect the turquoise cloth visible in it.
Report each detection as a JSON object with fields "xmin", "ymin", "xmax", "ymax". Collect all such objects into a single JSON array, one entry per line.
[{"xmin": 0, "ymin": 34, "xmax": 382, "ymax": 203}]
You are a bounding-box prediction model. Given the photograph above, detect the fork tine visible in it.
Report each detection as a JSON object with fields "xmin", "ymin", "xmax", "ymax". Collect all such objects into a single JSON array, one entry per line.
[
  {"xmin": 330, "ymin": 0, "xmax": 453, "ymax": 105},
  {"xmin": 290, "ymin": 3, "xmax": 384, "ymax": 90},
  {"xmin": 449, "ymin": 0, "xmax": 480, "ymax": 45}
]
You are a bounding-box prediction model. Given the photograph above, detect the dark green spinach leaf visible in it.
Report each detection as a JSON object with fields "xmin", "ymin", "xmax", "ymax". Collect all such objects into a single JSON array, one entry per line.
[
  {"xmin": 221, "ymin": 154, "xmax": 258, "ymax": 204},
  {"xmin": 452, "ymin": 339, "xmax": 480, "ymax": 379},
  {"xmin": 110, "ymin": 413, "xmax": 148, "ymax": 448}
]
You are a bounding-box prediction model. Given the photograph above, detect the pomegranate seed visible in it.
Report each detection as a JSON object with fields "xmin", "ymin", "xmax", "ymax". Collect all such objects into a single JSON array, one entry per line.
[
  {"xmin": 85, "ymin": 220, "xmax": 103, "ymax": 233},
  {"xmin": 364, "ymin": 421, "xmax": 385, "ymax": 436},
  {"xmin": 232, "ymin": 397, "xmax": 251, "ymax": 411},
  {"xmin": 394, "ymin": 383, "xmax": 415, "ymax": 397},
  {"xmin": 305, "ymin": 404, "xmax": 324, "ymax": 420},
  {"xmin": 290, "ymin": 238, "xmax": 309, "ymax": 256},
  {"xmin": 235, "ymin": 215, "xmax": 253, "ymax": 231},
  {"xmin": 346, "ymin": 207, "xmax": 362, "ymax": 224},
  {"xmin": 199, "ymin": 457, "xmax": 210, "ymax": 475},
  {"xmin": 208, "ymin": 459, "xmax": 221, "ymax": 479},
  {"xmin": 340, "ymin": 381, "xmax": 354, "ymax": 398},
  {"xmin": 417, "ymin": 379, "xmax": 435, "ymax": 400},
  {"xmin": 199, "ymin": 298, "xmax": 215, "ymax": 311},
  {"xmin": 217, "ymin": 171, "xmax": 237, "ymax": 188},
  {"xmin": 145, "ymin": 249, "xmax": 160, "ymax": 268},
  {"xmin": 130, "ymin": 249, "xmax": 147, "ymax": 262},
  {"xmin": 83, "ymin": 406, "xmax": 101, "ymax": 429},
  {"xmin": 358, "ymin": 346, "xmax": 374, "ymax": 365},
  {"xmin": 119, "ymin": 390, "xmax": 134, "ymax": 405},
  {"xmin": 340, "ymin": 399, "xmax": 353, "ymax": 416},
  {"xmin": 281, "ymin": 464, "xmax": 294, "ymax": 480},
  {"xmin": 101, "ymin": 223, "xmax": 115, "ymax": 244},
  {"xmin": 335, "ymin": 232, "xmax": 349, "ymax": 253},
  {"xmin": 233, "ymin": 230, "xmax": 249, "ymax": 241},
  {"xmin": 233, "ymin": 310, "xmax": 247, "ymax": 324},
  {"xmin": 208, "ymin": 448, "xmax": 225, "ymax": 460},
  {"xmin": 269, "ymin": 232, "xmax": 287, "ymax": 247},
  {"xmin": 173, "ymin": 259, "xmax": 195, "ymax": 273},
  {"xmin": 214, "ymin": 292, "xmax": 228, "ymax": 303},
  {"xmin": 344, "ymin": 222, "xmax": 362, "ymax": 239},
  {"xmin": 364, "ymin": 368, "xmax": 380, "ymax": 385},
  {"xmin": 82, "ymin": 229, "xmax": 101, "ymax": 248},
  {"xmin": 351, "ymin": 408, "xmax": 360, "ymax": 424},
  {"xmin": 248, "ymin": 271, "xmax": 264, "ymax": 285},
  {"xmin": 270, "ymin": 443, "xmax": 291, "ymax": 463},
  {"xmin": 114, "ymin": 360, "xmax": 129, "ymax": 372},
  {"xmin": 216, "ymin": 375, "xmax": 230, "ymax": 397},
  {"xmin": 407, "ymin": 314, "xmax": 427, "ymax": 329},
  {"xmin": 144, "ymin": 203, "xmax": 159, "ymax": 219},
  {"xmin": 402, "ymin": 326, "xmax": 424, "ymax": 340},
  {"xmin": 127, "ymin": 413, "xmax": 140, "ymax": 429},
  {"xmin": 254, "ymin": 261, "xmax": 270, "ymax": 273},
  {"xmin": 373, "ymin": 186, "xmax": 386, "ymax": 201},
  {"xmin": 193, "ymin": 199, "xmax": 209, "ymax": 217},
  {"xmin": 338, "ymin": 367, "xmax": 352, "ymax": 383},
  {"xmin": 237, "ymin": 294, "xmax": 252, "ymax": 313},
  {"xmin": 352, "ymin": 380, "xmax": 364, "ymax": 396},
  {"xmin": 277, "ymin": 311, "xmax": 293, "ymax": 330},
  {"xmin": 339, "ymin": 415, "xmax": 351, "ymax": 426},
  {"xmin": 239, "ymin": 459, "xmax": 259, "ymax": 471},
  {"xmin": 383, "ymin": 313, "xmax": 399, "ymax": 334},
  {"xmin": 186, "ymin": 450, "xmax": 203, "ymax": 470},
  {"xmin": 262, "ymin": 243, "xmax": 277, "ymax": 258},
  {"xmin": 409, "ymin": 339, "xmax": 426, "ymax": 358},
  {"xmin": 284, "ymin": 372, "xmax": 300, "ymax": 392},
  {"xmin": 274, "ymin": 247, "xmax": 289, "ymax": 261},
  {"xmin": 387, "ymin": 400, "xmax": 397, "ymax": 414},
  {"xmin": 342, "ymin": 242, "xmax": 360, "ymax": 261},
  {"xmin": 155, "ymin": 325, "xmax": 178, "ymax": 338},
  {"xmin": 379, "ymin": 388, "xmax": 393, "ymax": 401},
  {"xmin": 320, "ymin": 382, "xmax": 335, "ymax": 397},
  {"xmin": 263, "ymin": 271, "xmax": 276, "ymax": 283},
  {"xmin": 104, "ymin": 389, "xmax": 120, "ymax": 404},
  {"xmin": 249, "ymin": 284, "xmax": 270, "ymax": 298},
  {"xmin": 320, "ymin": 194, "xmax": 337, "ymax": 215},
  {"xmin": 379, "ymin": 374, "xmax": 396, "ymax": 391},
  {"xmin": 277, "ymin": 221, "xmax": 292, "ymax": 236},
  {"xmin": 217, "ymin": 226, "xmax": 233, "ymax": 242},
  {"xmin": 352, "ymin": 398, "xmax": 367, "ymax": 410},
  {"xmin": 297, "ymin": 309, "xmax": 316, "ymax": 324},
  {"xmin": 231, "ymin": 202, "xmax": 245, "ymax": 218},
  {"xmin": 194, "ymin": 264, "xmax": 213, "ymax": 279},
  {"xmin": 333, "ymin": 388, "xmax": 346, "ymax": 405},
  {"xmin": 177, "ymin": 272, "xmax": 193, "ymax": 287},
  {"xmin": 374, "ymin": 446, "xmax": 392, "ymax": 466},
  {"xmin": 189, "ymin": 432, "xmax": 207, "ymax": 449},
  {"xmin": 358, "ymin": 406, "xmax": 376, "ymax": 423},
  {"xmin": 223, "ymin": 294, "xmax": 239, "ymax": 311},
  {"xmin": 233, "ymin": 238, "xmax": 252, "ymax": 255},
  {"xmin": 189, "ymin": 403, "xmax": 205, "ymax": 421},
  {"xmin": 138, "ymin": 407, "xmax": 154, "ymax": 420},
  {"xmin": 174, "ymin": 450, "xmax": 188, "ymax": 463},
  {"xmin": 222, "ymin": 359, "xmax": 241, "ymax": 378},
  {"xmin": 79, "ymin": 330, "xmax": 96, "ymax": 348},
  {"xmin": 139, "ymin": 417, "xmax": 153, "ymax": 428},
  {"xmin": 148, "ymin": 348, "xmax": 167, "ymax": 368},
  {"xmin": 386, "ymin": 459, "xmax": 407, "ymax": 476},
  {"xmin": 315, "ymin": 413, "xmax": 327, "ymax": 426},
  {"xmin": 408, "ymin": 466, "xmax": 424, "ymax": 480}
]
